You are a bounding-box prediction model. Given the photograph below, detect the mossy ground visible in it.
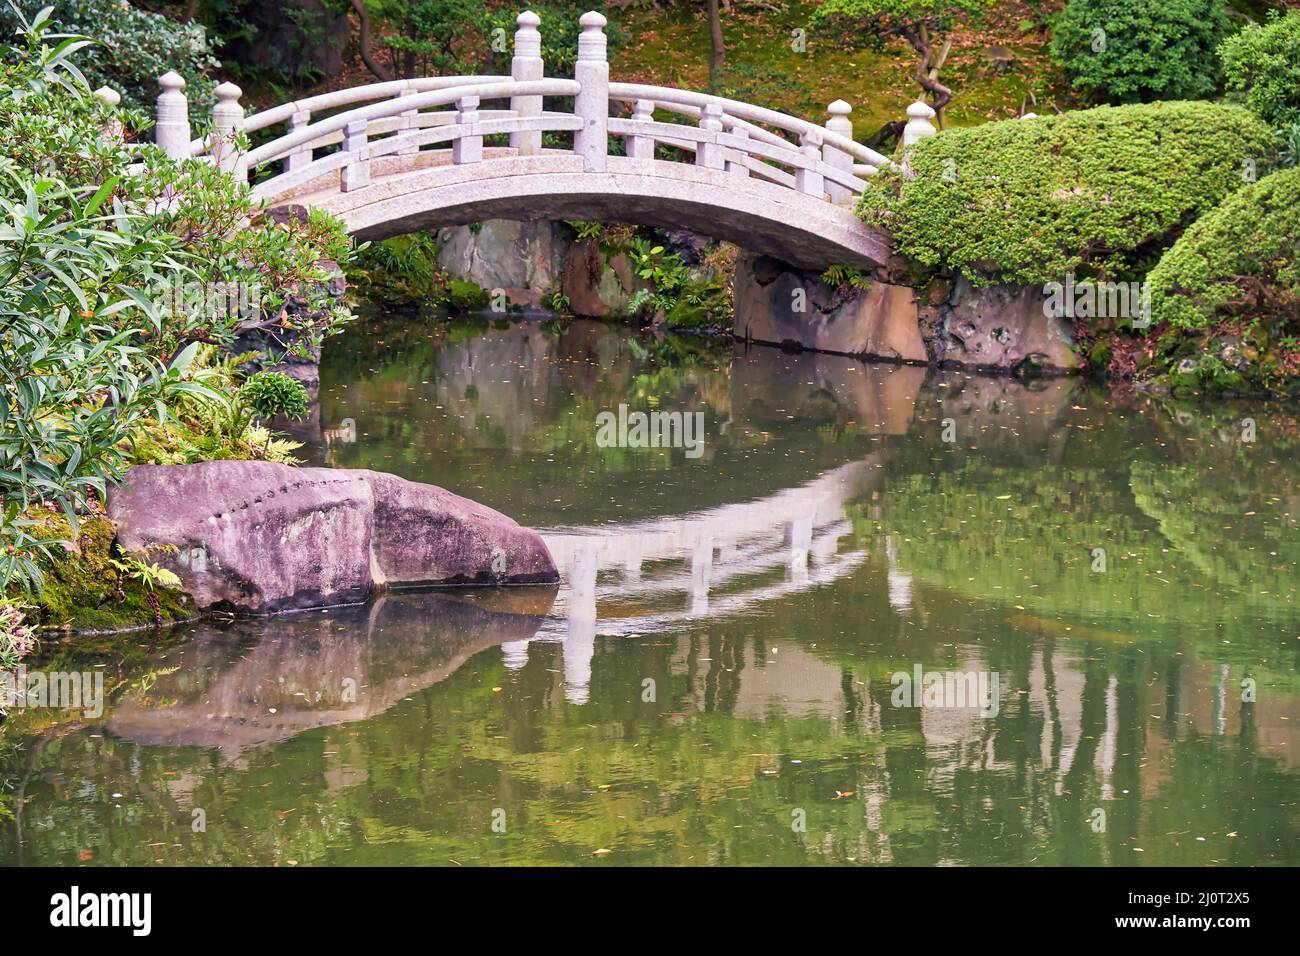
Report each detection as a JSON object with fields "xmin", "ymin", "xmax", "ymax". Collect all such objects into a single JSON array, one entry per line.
[{"xmin": 613, "ymin": 1, "xmax": 1070, "ymax": 138}]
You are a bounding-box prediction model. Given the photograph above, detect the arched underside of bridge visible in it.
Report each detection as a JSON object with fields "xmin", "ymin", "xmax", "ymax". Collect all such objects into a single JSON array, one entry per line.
[{"xmin": 268, "ymin": 153, "xmax": 893, "ymax": 272}]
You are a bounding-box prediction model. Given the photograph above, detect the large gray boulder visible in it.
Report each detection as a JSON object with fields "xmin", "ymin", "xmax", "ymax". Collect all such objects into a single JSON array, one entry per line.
[
  {"xmin": 108, "ymin": 462, "xmax": 558, "ymax": 615},
  {"xmin": 436, "ymin": 219, "xmax": 565, "ymax": 309},
  {"xmin": 733, "ymin": 254, "xmax": 927, "ymax": 362},
  {"xmin": 920, "ymin": 278, "xmax": 1080, "ymax": 372}
]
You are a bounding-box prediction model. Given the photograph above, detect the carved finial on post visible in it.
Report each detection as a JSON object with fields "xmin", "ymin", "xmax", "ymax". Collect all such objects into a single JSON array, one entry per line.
[
  {"xmin": 94, "ymin": 86, "xmax": 123, "ymax": 143},
  {"xmin": 212, "ymin": 81, "xmax": 245, "ymax": 176},
  {"xmin": 156, "ymin": 71, "xmax": 191, "ymax": 160},
  {"xmin": 515, "ymin": 10, "xmax": 542, "ymax": 57},
  {"xmin": 573, "ymin": 11, "xmax": 609, "ymax": 172},
  {"xmin": 511, "ymin": 11, "xmax": 544, "ymax": 155},
  {"xmin": 823, "ymin": 100, "xmax": 854, "ymax": 204},
  {"xmin": 902, "ymin": 100, "xmax": 937, "ymax": 147}
]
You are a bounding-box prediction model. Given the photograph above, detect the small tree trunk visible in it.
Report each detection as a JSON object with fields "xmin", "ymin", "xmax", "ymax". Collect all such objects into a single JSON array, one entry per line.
[
  {"xmin": 349, "ymin": 0, "xmax": 394, "ymax": 82},
  {"xmin": 907, "ymin": 26, "xmax": 953, "ymax": 127},
  {"xmin": 707, "ymin": 0, "xmax": 725, "ymax": 88}
]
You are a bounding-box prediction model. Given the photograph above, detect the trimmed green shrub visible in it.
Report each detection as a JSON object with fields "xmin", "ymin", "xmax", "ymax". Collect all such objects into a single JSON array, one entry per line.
[
  {"xmin": 0, "ymin": 0, "xmax": 220, "ymax": 112},
  {"xmin": 858, "ymin": 101, "xmax": 1275, "ymax": 286},
  {"xmin": 1220, "ymin": 11, "xmax": 1300, "ymax": 131},
  {"xmin": 1050, "ymin": 0, "xmax": 1229, "ymax": 104},
  {"xmin": 1147, "ymin": 164, "xmax": 1300, "ymax": 355}
]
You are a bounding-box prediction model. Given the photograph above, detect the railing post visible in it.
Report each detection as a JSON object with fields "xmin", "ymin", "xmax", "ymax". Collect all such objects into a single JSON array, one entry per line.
[
  {"xmin": 510, "ymin": 10, "xmax": 544, "ymax": 156},
  {"xmin": 795, "ymin": 129, "xmax": 824, "ymax": 198},
  {"xmin": 93, "ymin": 86, "xmax": 123, "ymax": 143},
  {"xmin": 724, "ymin": 126, "xmax": 750, "ymax": 177},
  {"xmin": 696, "ymin": 101, "xmax": 725, "ymax": 170},
  {"xmin": 573, "ymin": 11, "xmax": 608, "ymax": 172},
  {"xmin": 453, "ymin": 94, "xmax": 482, "ymax": 164},
  {"xmin": 902, "ymin": 100, "xmax": 937, "ymax": 147},
  {"xmin": 155, "ymin": 71, "xmax": 191, "ymax": 161},
  {"xmin": 396, "ymin": 88, "xmax": 419, "ymax": 155},
  {"xmin": 286, "ymin": 110, "xmax": 312, "ymax": 171},
  {"xmin": 212, "ymin": 81, "xmax": 246, "ymax": 178},
  {"xmin": 626, "ymin": 98, "xmax": 655, "ymax": 162},
  {"xmin": 341, "ymin": 118, "xmax": 370, "ymax": 192},
  {"xmin": 823, "ymin": 99, "xmax": 854, "ymax": 205}
]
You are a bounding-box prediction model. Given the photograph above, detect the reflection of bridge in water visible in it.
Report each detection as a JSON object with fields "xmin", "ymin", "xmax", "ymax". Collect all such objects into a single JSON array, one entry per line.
[{"xmin": 530, "ymin": 454, "xmax": 887, "ymax": 703}]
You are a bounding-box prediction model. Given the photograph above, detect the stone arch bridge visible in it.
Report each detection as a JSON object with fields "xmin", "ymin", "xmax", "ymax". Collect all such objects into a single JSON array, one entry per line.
[{"xmin": 148, "ymin": 11, "xmax": 938, "ymax": 271}]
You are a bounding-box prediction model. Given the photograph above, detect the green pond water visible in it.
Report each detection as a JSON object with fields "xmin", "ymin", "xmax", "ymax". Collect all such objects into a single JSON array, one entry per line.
[{"xmin": 2, "ymin": 313, "xmax": 1298, "ymax": 866}]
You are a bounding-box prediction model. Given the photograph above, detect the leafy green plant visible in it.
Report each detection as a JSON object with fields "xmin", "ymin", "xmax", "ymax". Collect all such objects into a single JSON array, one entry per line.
[
  {"xmin": 822, "ymin": 264, "xmax": 873, "ymax": 292},
  {"xmin": 106, "ymin": 548, "xmax": 183, "ymax": 594},
  {"xmin": 0, "ymin": 600, "xmax": 36, "ymax": 673},
  {"xmin": 1278, "ymin": 122, "xmax": 1300, "ymax": 170},
  {"xmin": 0, "ymin": 15, "xmax": 351, "ymax": 590},
  {"xmin": 542, "ymin": 285, "xmax": 572, "ymax": 314},
  {"xmin": 566, "ymin": 220, "xmax": 606, "ymax": 243},
  {"xmin": 239, "ymin": 370, "xmax": 310, "ymax": 422},
  {"xmin": 1049, "ymin": 0, "xmax": 1229, "ymax": 104},
  {"xmin": 0, "ymin": 0, "xmax": 220, "ymax": 112},
  {"xmin": 625, "ymin": 238, "xmax": 691, "ymax": 317},
  {"xmin": 371, "ymin": 0, "xmax": 489, "ymax": 78},
  {"xmin": 1219, "ymin": 11, "xmax": 1300, "ymax": 131},
  {"xmin": 106, "ymin": 545, "xmax": 183, "ymax": 628},
  {"xmin": 858, "ymin": 101, "xmax": 1275, "ymax": 287}
]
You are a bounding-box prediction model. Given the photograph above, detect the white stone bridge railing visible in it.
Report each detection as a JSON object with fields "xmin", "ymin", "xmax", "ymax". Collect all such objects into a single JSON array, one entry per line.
[{"xmin": 149, "ymin": 10, "xmax": 938, "ymax": 212}]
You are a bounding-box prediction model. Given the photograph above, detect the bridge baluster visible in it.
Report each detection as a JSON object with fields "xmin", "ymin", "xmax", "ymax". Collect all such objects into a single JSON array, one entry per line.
[
  {"xmin": 696, "ymin": 102, "xmax": 725, "ymax": 170},
  {"xmin": 453, "ymin": 94, "xmax": 483, "ymax": 164},
  {"xmin": 155, "ymin": 71, "xmax": 191, "ymax": 161},
  {"xmin": 510, "ymin": 11, "xmax": 544, "ymax": 156},
  {"xmin": 573, "ymin": 11, "xmax": 609, "ymax": 173},
  {"xmin": 626, "ymin": 98, "xmax": 655, "ymax": 162},
  {"xmin": 286, "ymin": 110, "xmax": 312, "ymax": 172},
  {"xmin": 822, "ymin": 100, "xmax": 854, "ymax": 205},
  {"xmin": 795, "ymin": 129, "xmax": 824, "ymax": 198},
  {"xmin": 212, "ymin": 81, "xmax": 246, "ymax": 180},
  {"xmin": 724, "ymin": 126, "xmax": 750, "ymax": 178},
  {"xmin": 395, "ymin": 89, "xmax": 419, "ymax": 156},
  {"xmin": 340, "ymin": 118, "xmax": 370, "ymax": 192}
]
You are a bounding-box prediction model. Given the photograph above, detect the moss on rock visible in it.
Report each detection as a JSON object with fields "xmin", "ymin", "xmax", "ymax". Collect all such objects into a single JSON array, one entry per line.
[{"xmin": 16, "ymin": 513, "xmax": 196, "ymax": 634}]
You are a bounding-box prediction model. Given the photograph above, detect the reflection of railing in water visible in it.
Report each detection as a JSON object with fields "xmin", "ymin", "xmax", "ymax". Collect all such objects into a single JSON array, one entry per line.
[{"xmin": 519, "ymin": 456, "xmax": 884, "ymax": 703}]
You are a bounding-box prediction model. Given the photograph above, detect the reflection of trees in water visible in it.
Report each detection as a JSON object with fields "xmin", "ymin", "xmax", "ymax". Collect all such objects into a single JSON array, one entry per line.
[
  {"xmin": 869, "ymin": 386, "xmax": 1300, "ymax": 681},
  {"xmin": 2, "ymin": 608, "xmax": 1295, "ymax": 865}
]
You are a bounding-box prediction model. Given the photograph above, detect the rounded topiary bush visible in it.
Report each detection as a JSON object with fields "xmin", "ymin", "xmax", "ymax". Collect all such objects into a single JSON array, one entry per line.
[
  {"xmin": 1050, "ymin": 0, "xmax": 1229, "ymax": 104},
  {"xmin": 1149, "ymin": 164, "xmax": 1300, "ymax": 329},
  {"xmin": 1220, "ymin": 11, "xmax": 1300, "ymax": 131},
  {"xmin": 859, "ymin": 101, "xmax": 1275, "ymax": 287}
]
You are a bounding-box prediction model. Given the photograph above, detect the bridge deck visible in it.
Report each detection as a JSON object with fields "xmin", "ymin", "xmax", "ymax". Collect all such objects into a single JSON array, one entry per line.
[{"xmin": 271, "ymin": 149, "xmax": 893, "ymax": 271}]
